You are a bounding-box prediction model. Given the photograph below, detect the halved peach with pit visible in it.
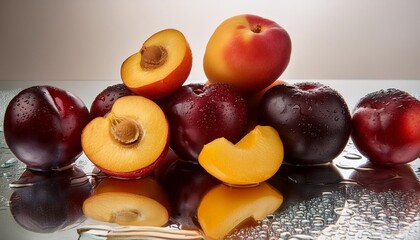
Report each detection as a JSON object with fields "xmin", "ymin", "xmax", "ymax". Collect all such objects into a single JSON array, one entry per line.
[
  {"xmin": 197, "ymin": 182, "xmax": 283, "ymax": 239},
  {"xmin": 121, "ymin": 28, "xmax": 193, "ymax": 99},
  {"xmin": 198, "ymin": 125, "xmax": 283, "ymax": 186},
  {"xmin": 81, "ymin": 95, "xmax": 169, "ymax": 179},
  {"xmin": 82, "ymin": 177, "xmax": 169, "ymax": 226}
]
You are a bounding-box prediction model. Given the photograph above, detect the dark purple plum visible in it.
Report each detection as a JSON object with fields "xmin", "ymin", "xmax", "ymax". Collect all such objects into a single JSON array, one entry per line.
[
  {"xmin": 3, "ymin": 86, "xmax": 90, "ymax": 170},
  {"xmin": 258, "ymin": 82, "xmax": 351, "ymax": 165},
  {"xmin": 162, "ymin": 83, "xmax": 249, "ymax": 162},
  {"xmin": 9, "ymin": 166, "xmax": 92, "ymax": 233},
  {"xmin": 90, "ymin": 83, "xmax": 135, "ymax": 119}
]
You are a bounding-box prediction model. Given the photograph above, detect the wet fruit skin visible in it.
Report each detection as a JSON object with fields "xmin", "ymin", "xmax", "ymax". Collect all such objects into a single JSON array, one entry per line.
[
  {"xmin": 162, "ymin": 83, "xmax": 249, "ymax": 162},
  {"xmin": 351, "ymin": 88, "xmax": 420, "ymax": 165},
  {"xmin": 3, "ymin": 86, "xmax": 90, "ymax": 170},
  {"xmin": 258, "ymin": 82, "xmax": 352, "ymax": 165},
  {"xmin": 90, "ymin": 83, "xmax": 134, "ymax": 119}
]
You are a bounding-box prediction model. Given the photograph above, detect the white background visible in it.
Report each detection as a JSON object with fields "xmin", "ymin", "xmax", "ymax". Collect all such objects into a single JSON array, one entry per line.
[{"xmin": 1, "ymin": 0, "xmax": 420, "ymax": 82}]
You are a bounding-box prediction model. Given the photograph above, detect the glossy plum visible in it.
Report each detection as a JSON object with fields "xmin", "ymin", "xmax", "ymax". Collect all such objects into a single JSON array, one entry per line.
[
  {"xmin": 162, "ymin": 83, "xmax": 249, "ymax": 162},
  {"xmin": 3, "ymin": 86, "xmax": 90, "ymax": 170},
  {"xmin": 258, "ymin": 82, "xmax": 352, "ymax": 165},
  {"xmin": 90, "ymin": 83, "xmax": 134, "ymax": 119},
  {"xmin": 351, "ymin": 88, "xmax": 420, "ymax": 165}
]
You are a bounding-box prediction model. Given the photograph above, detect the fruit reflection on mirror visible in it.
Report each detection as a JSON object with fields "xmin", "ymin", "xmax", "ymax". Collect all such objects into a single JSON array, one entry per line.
[
  {"xmin": 198, "ymin": 125, "xmax": 283, "ymax": 186},
  {"xmin": 90, "ymin": 83, "xmax": 135, "ymax": 119},
  {"xmin": 3, "ymin": 86, "xmax": 90, "ymax": 170},
  {"xmin": 351, "ymin": 88, "xmax": 420, "ymax": 165},
  {"xmin": 161, "ymin": 159, "xmax": 220, "ymax": 229},
  {"xmin": 9, "ymin": 166, "xmax": 92, "ymax": 233},
  {"xmin": 121, "ymin": 28, "xmax": 193, "ymax": 99},
  {"xmin": 83, "ymin": 177, "xmax": 169, "ymax": 226},
  {"xmin": 197, "ymin": 182, "xmax": 283, "ymax": 239},
  {"xmin": 162, "ymin": 83, "xmax": 248, "ymax": 162},
  {"xmin": 203, "ymin": 14, "xmax": 292, "ymax": 95},
  {"xmin": 81, "ymin": 95, "xmax": 169, "ymax": 178},
  {"xmin": 258, "ymin": 82, "xmax": 352, "ymax": 165}
]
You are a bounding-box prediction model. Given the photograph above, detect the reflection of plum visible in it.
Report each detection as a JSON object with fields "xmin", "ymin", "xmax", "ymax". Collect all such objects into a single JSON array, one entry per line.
[
  {"xmin": 9, "ymin": 166, "xmax": 92, "ymax": 233},
  {"xmin": 162, "ymin": 159, "xmax": 220, "ymax": 229},
  {"xmin": 268, "ymin": 163, "xmax": 345, "ymax": 209},
  {"xmin": 349, "ymin": 162, "xmax": 420, "ymax": 192}
]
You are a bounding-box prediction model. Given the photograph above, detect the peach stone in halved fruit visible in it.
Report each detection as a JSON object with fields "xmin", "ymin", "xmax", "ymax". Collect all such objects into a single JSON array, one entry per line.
[
  {"xmin": 121, "ymin": 28, "xmax": 193, "ymax": 99},
  {"xmin": 198, "ymin": 125, "xmax": 284, "ymax": 186},
  {"xmin": 81, "ymin": 95, "xmax": 169, "ymax": 178}
]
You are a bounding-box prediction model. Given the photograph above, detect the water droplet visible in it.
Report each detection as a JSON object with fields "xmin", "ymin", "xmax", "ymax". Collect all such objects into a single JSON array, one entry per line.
[{"xmin": 343, "ymin": 153, "xmax": 363, "ymax": 160}]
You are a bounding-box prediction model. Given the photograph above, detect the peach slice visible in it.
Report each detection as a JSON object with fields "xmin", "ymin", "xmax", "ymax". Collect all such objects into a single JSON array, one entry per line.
[
  {"xmin": 198, "ymin": 125, "xmax": 284, "ymax": 186},
  {"xmin": 121, "ymin": 29, "xmax": 193, "ymax": 99},
  {"xmin": 82, "ymin": 177, "xmax": 169, "ymax": 226},
  {"xmin": 197, "ymin": 182, "xmax": 283, "ymax": 239},
  {"xmin": 81, "ymin": 95, "xmax": 169, "ymax": 178}
]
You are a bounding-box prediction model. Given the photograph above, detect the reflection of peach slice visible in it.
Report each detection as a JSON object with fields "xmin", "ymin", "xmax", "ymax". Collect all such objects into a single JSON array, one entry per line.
[
  {"xmin": 198, "ymin": 125, "xmax": 283, "ymax": 185},
  {"xmin": 83, "ymin": 177, "xmax": 169, "ymax": 227},
  {"xmin": 81, "ymin": 95, "xmax": 170, "ymax": 178},
  {"xmin": 197, "ymin": 182, "xmax": 283, "ymax": 239},
  {"xmin": 121, "ymin": 29, "xmax": 193, "ymax": 99}
]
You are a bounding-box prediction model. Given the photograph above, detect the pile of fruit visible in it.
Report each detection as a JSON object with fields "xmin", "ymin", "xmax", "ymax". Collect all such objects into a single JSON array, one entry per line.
[{"xmin": 3, "ymin": 14, "xmax": 420, "ymax": 238}]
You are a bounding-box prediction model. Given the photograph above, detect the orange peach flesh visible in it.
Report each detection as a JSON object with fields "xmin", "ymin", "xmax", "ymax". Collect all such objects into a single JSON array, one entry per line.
[
  {"xmin": 121, "ymin": 29, "xmax": 192, "ymax": 98},
  {"xmin": 197, "ymin": 182, "xmax": 283, "ymax": 239},
  {"xmin": 82, "ymin": 192, "xmax": 169, "ymax": 226},
  {"xmin": 198, "ymin": 125, "xmax": 284, "ymax": 186},
  {"xmin": 81, "ymin": 96, "xmax": 169, "ymax": 173}
]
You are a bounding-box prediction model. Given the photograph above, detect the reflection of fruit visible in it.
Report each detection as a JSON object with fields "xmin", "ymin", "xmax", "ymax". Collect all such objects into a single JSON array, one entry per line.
[
  {"xmin": 82, "ymin": 95, "xmax": 169, "ymax": 178},
  {"xmin": 83, "ymin": 177, "xmax": 169, "ymax": 226},
  {"xmin": 351, "ymin": 88, "xmax": 420, "ymax": 165},
  {"xmin": 4, "ymin": 86, "xmax": 90, "ymax": 170},
  {"xmin": 199, "ymin": 125, "xmax": 283, "ymax": 186},
  {"xmin": 162, "ymin": 159, "xmax": 219, "ymax": 229},
  {"xmin": 121, "ymin": 29, "xmax": 192, "ymax": 99},
  {"xmin": 163, "ymin": 83, "xmax": 248, "ymax": 162},
  {"xmin": 9, "ymin": 166, "xmax": 92, "ymax": 233},
  {"xmin": 349, "ymin": 162, "xmax": 420, "ymax": 192},
  {"xmin": 258, "ymin": 82, "xmax": 352, "ymax": 165},
  {"xmin": 268, "ymin": 163, "xmax": 344, "ymax": 209},
  {"xmin": 203, "ymin": 14, "xmax": 292, "ymax": 94},
  {"xmin": 90, "ymin": 84, "xmax": 135, "ymax": 119},
  {"xmin": 197, "ymin": 182, "xmax": 283, "ymax": 239}
]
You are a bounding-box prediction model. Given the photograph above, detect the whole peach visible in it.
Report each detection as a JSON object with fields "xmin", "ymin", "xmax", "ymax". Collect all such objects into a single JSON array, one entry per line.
[{"xmin": 203, "ymin": 14, "xmax": 292, "ymax": 95}]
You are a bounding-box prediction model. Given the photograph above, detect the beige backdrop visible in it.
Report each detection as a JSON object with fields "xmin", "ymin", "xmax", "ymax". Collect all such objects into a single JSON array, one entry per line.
[{"xmin": 1, "ymin": 0, "xmax": 420, "ymax": 82}]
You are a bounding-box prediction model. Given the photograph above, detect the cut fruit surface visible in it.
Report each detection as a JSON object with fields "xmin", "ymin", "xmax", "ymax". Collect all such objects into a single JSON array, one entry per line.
[
  {"xmin": 197, "ymin": 182, "xmax": 283, "ymax": 239},
  {"xmin": 81, "ymin": 95, "xmax": 169, "ymax": 177},
  {"xmin": 198, "ymin": 125, "xmax": 283, "ymax": 185},
  {"xmin": 121, "ymin": 28, "xmax": 192, "ymax": 99}
]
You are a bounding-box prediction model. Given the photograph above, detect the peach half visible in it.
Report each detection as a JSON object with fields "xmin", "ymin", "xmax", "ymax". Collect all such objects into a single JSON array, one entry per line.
[
  {"xmin": 121, "ymin": 28, "xmax": 193, "ymax": 99},
  {"xmin": 81, "ymin": 95, "xmax": 170, "ymax": 179},
  {"xmin": 197, "ymin": 183, "xmax": 283, "ymax": 239},
  {"xmin": 198, "ymin": 125, "xmax": 284, "ymax": 186},
  {"xmin": 82, "ymin": 177, "xmax": 169, "ymax": 226}
]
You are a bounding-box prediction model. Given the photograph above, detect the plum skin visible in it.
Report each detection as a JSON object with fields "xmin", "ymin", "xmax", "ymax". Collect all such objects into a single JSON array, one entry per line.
[
  {"xmin": 258, "ymin": 82, "xmax": 352, "ymax": 165},
  {"xmin": 162, "ymin": 83, "xmax": 249, "ymax": 162},
  {"xmin": 90, "ymin": 83, "xmax": 134, "ymax": 119},
  {"xmin": 351, "ymin": 88, "xmax": 420, "ymax": 165},
  {"xmin": 3, "ymin": 86, "xmax": 90, "ymax": 170}
]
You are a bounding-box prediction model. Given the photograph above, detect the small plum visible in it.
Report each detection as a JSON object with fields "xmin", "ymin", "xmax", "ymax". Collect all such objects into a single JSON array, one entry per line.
[{"xmin": 90, "ymin": 83, "xmax": 135, "ymax": 119}]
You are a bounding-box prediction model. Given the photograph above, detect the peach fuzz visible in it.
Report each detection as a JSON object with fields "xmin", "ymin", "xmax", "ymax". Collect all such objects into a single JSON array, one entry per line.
[
  {"xmin": 198, "ymin": 125, "xmax": 284, "ymax": 186},
  {"xmin": 203, "ymin": 14, "xmax": 291, "ymax": 95},
  {"xmin": 121, "ymin": 28, "xmax": 192, "ymax": 99},
  {"xmin": 197, "ymin": 182, "xmax": 283, "ymax": 239},
  {"xmin": 81, "ymin": 95, "xmax": 169, "ymax": 179}
]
